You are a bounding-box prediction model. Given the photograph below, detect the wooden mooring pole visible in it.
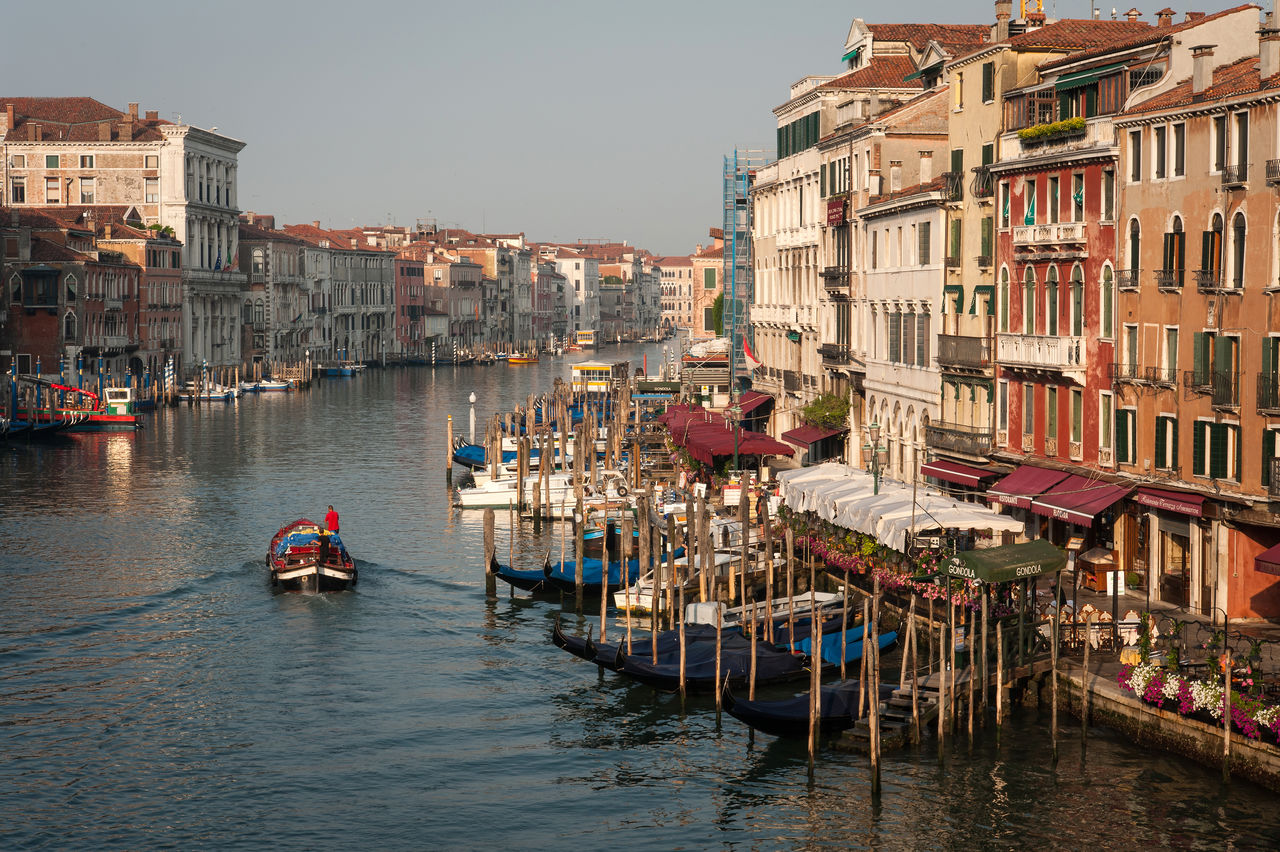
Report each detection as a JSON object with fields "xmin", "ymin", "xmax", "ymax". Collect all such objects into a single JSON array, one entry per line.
[{"xmin": 482, "ymin": 507, "xmax": 496, "ymax": 598}]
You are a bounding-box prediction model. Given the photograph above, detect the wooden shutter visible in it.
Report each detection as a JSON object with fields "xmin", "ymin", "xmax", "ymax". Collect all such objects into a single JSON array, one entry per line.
[
  {"xmin": 1231, "ymin": 424, "xmax": 1241, "ymax": 481},
  {"xmin": 951, "ymin": 148, "xmax": 963, "ymax": 173},
  {"xmin": 1155, "ymin": 417, "xmax": 1167, "ymax": 469},
  {"xmin": 1175, "ymin": 231, "xmax": 1185, "ymax": 284},
  {"xmin": 821, "ymin": 166, "xmax": 827, "ymax": 197},
  {"xmin": 1170, "ymin": 418, "xmax": 1179, "ymax": 471},
  {"xmin": 1193, "ymin": 332, "xmax": 1209, "ymax": 385},
  {"xmin": 1116, "ymin": 409, "xmax": 1129, "ymax": 463},
  {"xmin": 1264, "ymin": 336, "xmax": 1276, "ymax": 378},
  {"xmin": 982, "ymin": 62, "xmax": 994, "ymax": 102},
  {"xmin": 1161, "ymin": 233, "xmax": 1173, "ymax": 271},
  {"xmin": 917, "ymin": 313, "xmax": 929, "ymax": 366},
  {"xmin": 981, "ymin": 217, "xmax": 992, "ymax": 258},
  {"xmin": 918, "ymin": 222, "xmax": 930, "ymax": 265},
  {"xmin": 982, "ymin": 143, "xmax": 994, "ymax": 166},
  {"xmin": 1192, "ymin": 420, "xmax": 1206, "ymax": 476},
  {"xmin": 1201, "ymin": 231, "xmax": 1214, "ymax": 272},
  {"xmin": 1264, "ymin": 429, "xmax": 1277, "ymax": 488},
  {"xmin": 1209, "ymin": 422, "xmax": 1228, "ymax": 479},
  {"xmin": 889, "ymin": 311, "xmax": 901, "ymax": 362}
]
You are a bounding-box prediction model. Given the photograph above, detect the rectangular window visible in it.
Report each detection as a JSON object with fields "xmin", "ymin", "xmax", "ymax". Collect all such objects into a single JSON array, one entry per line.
[
  {"xmin": 703, "ymin": 307, "xmax": 714, "ymax": 331},
  {"xmin": 1155, "ymin": 415, "xmax": 1179, "ymax": 470},
  {"xmin": 79, "ymin": 177, "xmax": 94, "ymax": 204},
  {"xmin": 1023, "ymin": 383, "xmax": 1035, "ymax": 436},
  {"xmin": 45, "ymin": 154, "xmax": 59, "ymax": 169},
  {"xmin": 703, "ymin": 268, "xmax": 715, "ymax": 290},
  {"xmin": 145, "ymin": 177, "xmax": 159, "ymax": 204},
  {"xmin": 45, "ymin": 176, "xmax": 60, "ymax": 203},
  {"xmin": 10, "ymin": 154, "xmax": 25, "ymax": 168},
  {"xmin": 902, "ymin": 311, "xmax": 916, "ymax": 365},
  {"xmin": 1213, "ymin": 115, "xmax": 1227, "ymax": 171},
  {"xmin": 888, "ymin": 311, "xmax": 902, "ymax": 363},
  {"xmin": 916, "ymin": 313, "xmax": 929, "ymax": 366},
  {"xmin": 1048, "ymin": 176, "xmax": 1059, "ymax": 224},
  {"xmin": 10, "ymin": 178, "xmax": 25, "ymax": 204},
  {"xmin": 1046, "ymin": 386, "xmax": 1058, "ymax": 446},
  {"xmin": 1070, "ymin": 388, "xmax": 1082, "ymax": 444},
  {"xmin": 1234, "ymin": 112, "xmax": 1249, "ymax": 169},
  {"xmin": 79, "ymin": 154, "xmax": 94, "ymax": 169},
  {"xmin": 1173, "ymin": 123, "xmax": 1185, "ymax": 176},
  {"xmin": 918, "ymin": 221, "xmax": 931, "ymax": 265},
  {"xmin": 1102, "ymin": 169, "xmax": 1115, "ymax": 220},
  {"xmin": 999, "ymin": 182, "xmax": 1010, "ymax": 228},
  {"xmin": 999, "ymin": 381, "xmax": 1009, "ymax": 431},
  {"xmin": 949, "ymin": 218, "xmax": 961, "ymax": 262},
  {"xmin": 1115, "ymin": 409, "xmax": 1136, "ymax": 464},
  {"xmin": 1129, "ymin": 130, "xmax": 1142, "ymax": 181},
  {"xmin": 145, "ymin": 154, "xmax": 159, "ymax": 169},
  {"xmin": 1099, "ymin": 392, "xmax": 1113, "ymax": 456},
  {"xmin": 1165, "ymin": 327, "xmax": 1179, "ymax": 381},
  {"xmin": 1072, "ymin": 173, "xmax": 1084, "ymax": 222},
  {"xmin": 980, "ymin": 217, "xmax": 992, "ymax": 260},
  {"xmin": 955, "ymin": 71, "xmax": 964, "ymax": 109},
  {"xmin": 1154, "ymin": 126, "xmax": 1167, "ymax": 179},
  {"xmin": 982, "ymin": 61, "xmax": 995, "ymax": 102}
]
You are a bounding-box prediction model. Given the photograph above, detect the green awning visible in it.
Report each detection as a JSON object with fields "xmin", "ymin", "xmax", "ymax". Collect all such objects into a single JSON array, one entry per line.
[
  {"xmin": 1054, "ymin": 62, "xmax": 1125, "ymax": 92},
  {"xmin": 944, "ymin": 539, "xmax": 1067, "ymax": 584},
  {"xmin": 904, "ymin": 61, "xmax": 943, "ymax": 82},
  {"xmin": 842, "ymin": 47, "xmax": 862, "ymax": 63}
]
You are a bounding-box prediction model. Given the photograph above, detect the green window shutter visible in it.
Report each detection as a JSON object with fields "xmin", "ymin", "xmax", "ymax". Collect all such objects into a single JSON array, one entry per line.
[
  {"xmin": 821, "ymin": 167, "xmax": 827, "ymax": 197},
  {"xmin": 1232, "ymin": 424, "xmax": 1241, "ymax": 481},
  {"xmin": 1116, "ymin": 409, "xmax": 1129, "ymax": 463},
  {"xmin": 1214, "ymin": 334, "xmax": 1232, "ymax": 397},
  {"xmin": 1047, "ymin": 387, "xmax": 1058, "ymax": 440},
  {"xmin": 1201, "ymin": 231, "xmax": 1214, "ymax": 272},
  {"xmin": 1155, "ymin": 417, "xmax": 1167, "ymax": 469},
  {"xmin": 982, "ymin": 62, "xmax": 994, "ymax": 102},
  {"xmin": 1171, "ymin": 418, "xmax": 1179, "ymax": 471},
  {"xmin": 982, "ymin": 143, "xmax": 994, "ymax": 166},
  {"xmin": 917, "ymin": 312, "xmax": 929, "ymax": 366},
  {"xmin": 1209, "ymin": 422, "xmax": 1228, "ymax": 479},
  {"xmin": 981, "ymin": 217, "xmax": 992, "ymax": 257},
  {"xmin": 1175, "ymin": 232, "xmax": 1185, "ymax": 284},
  {"xmin": 949, "ymin": 219, "xmax": 961, "ymax": 259},
  {"xmin": 919, "ymin": 222, "xmax": 930, "ymax": 265},
  {"xmin": 1263, "ymin": 336, "xmax": 1276, "ymax": 378},
  {"xmin": 1193, "ymin": 332, "xmax": 1209, "ymax": 385},
  {"xmin": 704, "ymin": 268, "xmax": 715, "ymax": 290},
  {"xmin": 1264, "ymin": 429, "xmax": 1277, "ymax": 488},
  {"xmin": 1161, "ymin": 233, "xmax": 1173, "ymax": 271},
  {"xmin": 889, "ymin": 312, "xmax": 901, "ymax": 363},
  {"xmin": 1192, "ymin": 420, "xmax": 1206, "ymax": 476},
  {"xmin": 951, "ymin": 149, "xmax": 963, "ymax": 173}
]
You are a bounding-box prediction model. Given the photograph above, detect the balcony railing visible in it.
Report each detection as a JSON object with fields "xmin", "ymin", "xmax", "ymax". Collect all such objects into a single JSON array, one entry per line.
[
  {"xmin": 1116, "ymin": 269, "xmax": 1140, "ymax": 291},
  {"xmin": 1146, "ymin": 366, "xmax": 1178, "ymax": 386},
  {"xmin": 1190, "ymin": 368, "xmax": 1241, "ymax": 407},
  {"xmin": 783, "ymin": 369, "xmax": 802, "ymax": 392},
  {"xmin": 972, "ymin": 166, "xmax": 994, "ymax": 199},
  {"xmin": 1195, "ymin": 269, "xmax": 1223, "ymax": 292},
  {"xmin": 818, "ymin": 343, "xmax": 852, "ymax": 364},
  {"xmin": 942, "ymin": 171, "xmax": 963, "ymax": 201},
  {"xmin": 1271, "ymin": 458, "xmax": 1280, "ymax": 499},
  {"xmin": 977, "ymin": 254, "xmax": 992, "ymax": 268},
  {"xmin": 105, "ymin": 297, "xmax": 124, "ymax": 311},
  {"xmin": 925, "ymin": 421, "xmax": 994, "ymax": 458},
  {"xmin": 1259, "ymin": 372, "xmax": 1280, "ymax": 413},
  {"xmin": 821, "ymin": 267, "xmax": 848, "ymax": 292},
  {"xmin": 1154, "ymin": 269, "xmax": 1181, "ymax": 290},
  {"xmin": 937, "ymin": 333, "xmax": 992, "ymax": 369},
  {"xmin": 1222, "ymin": 164, "xmax": 1247, "ymax": 187},
  {"xmin": 1267, "ymin": 159, "xmax": 1280, "ymax": 186},
  {"xmin": 996, "ymin": 333, "xmax": 1086, "ymax": 379},
  {"xmin": 1011, "ymin": 221, "xmax": 1087, "ymax": 248},
  {"xmin": 1112, "ymin": 361, "xmax": 1142, "ymax": 382},
  {"xmin": 102, "ymin": 335, "xmax": 128, "ymax": 349}
]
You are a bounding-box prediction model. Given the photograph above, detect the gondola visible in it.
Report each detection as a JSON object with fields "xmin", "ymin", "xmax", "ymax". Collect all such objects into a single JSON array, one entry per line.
[
  {"xmin": 488, "ymin": 554, "xmax": 554, "ymax": 593},
  {"xmin": 543, "ymin": 554, "xmax": 643, "ymax": 594},
  {"xmin": 617, "ymin": 630, "xmax": 807, "ymax": 693},
  {"xmin": 551, "ymin": 620, "xmax": 724, "ymax": 671},
  {"xmin": 723, "ymin": 680, "xmax": 898, "ymax": 740}
]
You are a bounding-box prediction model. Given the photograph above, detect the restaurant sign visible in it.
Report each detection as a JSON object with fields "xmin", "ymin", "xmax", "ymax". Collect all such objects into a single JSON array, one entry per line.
[{"xmin": 827, "ymin": 197, "xmax": 847, "ymax": 226}]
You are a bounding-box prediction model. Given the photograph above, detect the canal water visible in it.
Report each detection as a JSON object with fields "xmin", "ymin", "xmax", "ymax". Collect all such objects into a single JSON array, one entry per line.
[{"xmin": 3, "ymin": 342, "xmax": 1279, "ymax": 850}]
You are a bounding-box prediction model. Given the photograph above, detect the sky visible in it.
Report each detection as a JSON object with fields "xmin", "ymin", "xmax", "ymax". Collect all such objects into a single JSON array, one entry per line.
[{"xmin": 6, "ymin": 0, "xmax": 1029, "ymax": 255}]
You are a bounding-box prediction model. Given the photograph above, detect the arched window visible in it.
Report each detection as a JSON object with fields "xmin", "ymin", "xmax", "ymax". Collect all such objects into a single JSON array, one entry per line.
[
  {"xmin": 242, "ymin": 299, "xmax": 253, "ymax": 323},
  {"xmin": 999, "ymin": 266, "xmax": 1010, "ymax": 332},
  {"xmin": 1046, "ymin": 266, "xmax": 1060, "ymax": 336},
  {"xmin": 1169, "ymin": 216, "xmax": 1185, "ymax": 286},
  {"xmin": 1070, "ymin": 263, "xmax": 1084, "ymax": 336},
  {"xmin": 1128, "ymin": 219, "xmax": 1141, "ymax": 275},
  {"xmin": 65, "ymin": 273, "xmax": 77, "ymax": 302},
  {"xmin": 251, "ymin": 248, "xmax": 265, "ymax": 275},
  {"xmin": 1101, "ymin": 265, "xmax": 1114, "ymax": 338},
  {"xmin": 63, "ymin": 311, "xmax": 77, "ymax": 341},
  {"xmin": 1205, "ymin": 213, "xmax": 1224, "ymax": 283},
  {"xmin": 253, "ymin": 299, "xmax": 265, "ymax": 325},
  {"xmin": 1023, "ymin": 266, "xmax": 1036, "ymax": 334},
  {"xmin": 1232, "ymin": 212, "xmax": 1246, "ymax": 288}
]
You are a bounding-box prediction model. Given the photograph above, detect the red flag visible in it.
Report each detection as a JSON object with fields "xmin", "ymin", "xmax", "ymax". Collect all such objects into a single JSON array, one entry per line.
[{"xmin": 743, "ymin": 338, "xmax": 762, "ymax": 371}]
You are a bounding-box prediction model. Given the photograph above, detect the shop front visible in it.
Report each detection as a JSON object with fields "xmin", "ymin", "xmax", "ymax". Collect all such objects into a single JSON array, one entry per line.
[{"xmin": 1131, "ymin": 487, "xmax": 1208, "ymax": 614}]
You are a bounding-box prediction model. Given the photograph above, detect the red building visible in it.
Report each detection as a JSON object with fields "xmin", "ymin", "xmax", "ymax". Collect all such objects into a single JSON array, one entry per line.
[{"xmin": 393, "ymin": 256, "xmax": 428, "ymax": 360}]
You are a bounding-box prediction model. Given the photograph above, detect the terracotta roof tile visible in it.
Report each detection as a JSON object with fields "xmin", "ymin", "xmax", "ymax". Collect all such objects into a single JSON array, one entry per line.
[
  {"xmin": 866, "ymin": 23, "xmax": 990, "ymax": 53},
  {"xmin": 821, "ymin": 55, "xmax": 923, "ymax": 90},
  {"xmin": 1124, "ymin": 56, "xmax": 1280, "ymax": 114},
  {"xmin": 239, "ymin": 222, "xmax": 306, "ymax": 245},
  {"xmin": 1038, "ymin": 5, "xmax": 1258, "ymax": 70},
  {"xmin": 1, "ymin": 96, "xmax": 170, "ymax": 142},
  {"xmin": 865, "ymin": 176, "xmax": 948, "ymax": 208},
  {"xmin": 1005, "ymin": 18, "xmax": 1152, "ymax": 52}
]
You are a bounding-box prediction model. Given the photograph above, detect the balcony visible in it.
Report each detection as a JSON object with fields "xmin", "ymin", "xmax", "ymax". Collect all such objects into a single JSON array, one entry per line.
[
  {"xmin": 783, "ymin": 369, "xmax": 802, "ymax": 392},
  {"xmin": 1116, "ymin": 269, "xmax": 1140, "ymax": 291},
  {"xmin": 1222, "ymin": 164, "xmax": 1247, "ymax": 187},
  {"xmin": 972, "ymin": 166, "xmax": 994, "ymax": 199},
  {"xmin": 1002, "ymin": 118, "xmax": 1116, "ymax": 160},
  {"xmin": 1186, "ymin": 368, "xmax": 1239, "ymax": 407},
  {"xmin": 1154, "ymin": 269, "xmax": 1182, "ymax": 291},
  {"xmin": 1195, "ymin": 269, "xmax": 1224, "ymax": 293},
  {"xmin": 1112, "ymin": 361, "xmax": 1142, "ymax": 383},
  {"xmin": 1146, "ymin": 365, "xmax": 1178, "ymax": 386},
  {"xmin": 996, "ymin": 332, "xmax": 1086, "ymax": 382},
  {"xmin": 1259, "ymin": 372, "xmax": 1280, "ymax": 413},
  {"xmin": 1011, "ymin": 221, "xmax": 1086, "ymax": 248},
  {"xmin": 102, "ymin": 335, "xmax": 128, "ymax": 349},
  {"xmin": 818, "ymin": 343, "xmax": 851, "ymax": 365},
  {"xmin": 937, "ymin": 333, "xmax": 992, "ymax": 371},
  {"xmin": 821, "ymin": 266, "xmax": 848, "ymax": 293},
  {"xmin": 942, "ymin": 171, "xmax": 963, "ymax": 201},
  {"xmin": 945, "ymin": 255, "xmax": 962, "ymax": 269},
  {"xmin": 105, "ymin": 297, "xmax": 123, "ymax": 311},
  {"xmin": 1268, "ymin": 159, "xmax": 1280, "ymax": 186},
  {"xmin": 977, "ymin": 254, "xmax": 992, "ymax": 268},
  {"xmin": 925, "ymin": 421, "xmax": 994, "ymax": 458}
]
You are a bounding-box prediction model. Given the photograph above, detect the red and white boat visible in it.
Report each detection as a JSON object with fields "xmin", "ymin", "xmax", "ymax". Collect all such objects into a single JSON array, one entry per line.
[{"xmin": 267, "ymin": 519, "xmax": 357, "ymax": 592}]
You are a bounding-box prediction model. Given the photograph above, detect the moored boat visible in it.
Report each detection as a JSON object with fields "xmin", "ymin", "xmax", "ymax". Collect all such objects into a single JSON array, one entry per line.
[
  {"xmin": 507, "ymin": 352, "xmax": 539, "ymax": 365},
  {"xmin": 267, "ymin": 518, "xmax": 357, "ymax": 592}
]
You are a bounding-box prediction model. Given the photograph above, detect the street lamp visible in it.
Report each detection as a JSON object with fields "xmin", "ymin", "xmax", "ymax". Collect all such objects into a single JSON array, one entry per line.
[
  {"xmin": 727, "ymin": 399, "xmax": 743, "ymax": 474},
  {"xmin": 862, "ymin": 421, "xmax": 890, "ymax": 495},
  {"xmin": 469, "ymin": 391, "xmax": 477, "ymax": 444}
]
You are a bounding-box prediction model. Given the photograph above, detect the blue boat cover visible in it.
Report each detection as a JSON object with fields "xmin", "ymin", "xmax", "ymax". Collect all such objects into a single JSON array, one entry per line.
[{"xmin": 275, "ymin": 530, "xmax": 347, "ymax": 558}]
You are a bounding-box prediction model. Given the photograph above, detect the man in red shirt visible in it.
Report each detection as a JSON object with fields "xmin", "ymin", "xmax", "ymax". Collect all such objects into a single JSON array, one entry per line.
[{"xmin": 324, "ymin": 505, "xmax": 340, "ymax": 533}]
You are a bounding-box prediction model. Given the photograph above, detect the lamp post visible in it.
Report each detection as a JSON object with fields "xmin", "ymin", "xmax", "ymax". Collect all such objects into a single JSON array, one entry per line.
[
  {"xmin": 727, "ymin": 399, "xmax": 743, "ymax": 474},
  {"xmin": 469, "ymin": 391, "xmax": 477, "ymax": 444},
  {"xmin": 862, "ymin": 421, "xmax": 889, "ymax": 495},
  {"xmin": 662, "ymin": 345, "xmax": 668, "ymax": 380}
]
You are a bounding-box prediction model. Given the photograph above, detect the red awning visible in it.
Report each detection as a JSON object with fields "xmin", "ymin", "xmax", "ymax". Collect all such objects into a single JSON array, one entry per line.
[
  {"xmin": 986, "ymin": 465, "xmax": 1071, "ymax": 509},
  {"xmin": 1030, "ymin": 475, "xmax": 1131, "ymax": 526},
  {"xmin": 1133, "ymin": 487, "xmax": 1205, "ymax": 517},
  {"xmin": 1256, "ymin": 542, "xmax": 1280, "ymax": 576},
  {"xmin": 921, "ymin": 459, "xmax": 999, "ymax": 488},
  {"xmin": 781, "ymin": 425, "xmax": 846, "ymax": 447},
  {"xmin": 737, "ymin": 390, "xmax": 774, "ymax": 415}
]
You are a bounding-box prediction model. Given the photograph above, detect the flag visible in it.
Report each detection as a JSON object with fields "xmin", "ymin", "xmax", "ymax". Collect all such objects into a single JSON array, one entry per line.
[
  {"xmin": 743, "ymin": 337, "xmax": 762, "ymax": 371},
  {"xmin": 226, "ymin": 248, "xmax": 235, "ymax": 271},
  {"xmin": 1023, "ymin": 189, "xmax": 1035, "ymax": 226},
  {"xmin": 214, "ymin": 252, "xmax": 222, "ymax": 271}
]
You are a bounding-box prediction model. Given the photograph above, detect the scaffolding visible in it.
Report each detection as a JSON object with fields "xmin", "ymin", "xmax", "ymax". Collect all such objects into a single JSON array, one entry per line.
[{"xmin": 723, "ymin": 149, "xmax": 769, "ymax": 387}]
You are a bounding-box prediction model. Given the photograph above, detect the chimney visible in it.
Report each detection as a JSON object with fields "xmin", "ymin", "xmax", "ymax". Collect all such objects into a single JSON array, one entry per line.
[
  {"xmin": 1155, "ymin": 7, "xmax": 1174, "ymax": 27},
  {"xmin": 104, "ymin": 223, "xmax": 113, "ymax": 240},
  {"xmin": 313, "ymin": 220, "xmax": 321, "ymax": 229},
  {"xmin": 1262, "ymin": 16, "xmax": 1280, "ymax": 80},
  {"xmin": 1185, "ymin": 11, "xmax": 1205, "ymax": 21},
  {"xmin": 1126, "ymin": 7, "xmax": 1141, "ymax": 22},
  {"xmin": 128, "ymin": 102, "xmax": 139, "ymax": 119},
  {"xmin": 1192, "ymin": 45, "xmax": 1215, "ymax": 94},
  {"xmin": 99, "ymin": 121, "xmax": 112, "ymax": 141},
  {"xmin": 889, "ymin": 161, "xmax": 902, "ymax": 192},
  {"xmin": 919, "ymin": 151, "xmax": 934, "ymax": 183},
  {"xmin": 3, "ymin": 103, "xmax": 13, "ymax": 133},
  {"xmin": 145, "ymin": 110, "xmax": 158, "ymax": 121},
  {"xmin": 28, "ymin": 123, "xmax": 39, "ymax": 142},
  {"xmin": 994, "ymin": 0, "xmax": 1012, "ymax": 41}
]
